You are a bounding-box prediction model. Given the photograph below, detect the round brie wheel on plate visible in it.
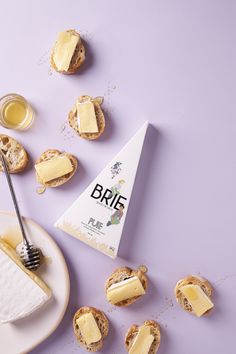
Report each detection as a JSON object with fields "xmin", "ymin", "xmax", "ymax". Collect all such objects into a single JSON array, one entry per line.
[{"xmin": 0, "ymin": 210, "xmax": 70, "ymax": 354}]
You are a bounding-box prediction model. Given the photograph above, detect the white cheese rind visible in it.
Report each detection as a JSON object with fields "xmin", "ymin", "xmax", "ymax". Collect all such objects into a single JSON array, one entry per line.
[{"xmin": 0, "ymin": 248, "xmax": 50, "ymax": 323}]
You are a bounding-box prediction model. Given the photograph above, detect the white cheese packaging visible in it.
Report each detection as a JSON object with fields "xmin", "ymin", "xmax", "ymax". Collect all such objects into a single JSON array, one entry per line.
[{"xmin": 55, "ymin": 122, "xmax": 148, "ymax": 258}]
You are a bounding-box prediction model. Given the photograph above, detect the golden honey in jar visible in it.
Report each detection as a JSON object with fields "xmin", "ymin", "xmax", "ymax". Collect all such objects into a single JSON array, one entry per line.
[{"xmin": 0, "ymin": 94, "xmax": 34, "ymax": 130}]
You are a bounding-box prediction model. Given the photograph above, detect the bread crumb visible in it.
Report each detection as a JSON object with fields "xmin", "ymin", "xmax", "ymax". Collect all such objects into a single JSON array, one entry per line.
[{"xmin": 37, "ymin": 50, "xmax": 50, "ymax": 66}]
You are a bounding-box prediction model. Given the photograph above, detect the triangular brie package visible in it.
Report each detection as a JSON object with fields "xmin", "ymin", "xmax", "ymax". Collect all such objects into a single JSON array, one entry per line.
[{"xmin": 55, "ymin": 121, "xmax": 148, "ymax": 258}]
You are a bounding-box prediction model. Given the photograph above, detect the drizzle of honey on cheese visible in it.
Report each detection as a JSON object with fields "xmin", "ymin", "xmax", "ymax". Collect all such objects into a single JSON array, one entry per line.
[
  {"xmin": 1, "ymin": 228, "xmax": 23, "ymax": 249},
  {"xmin": 1, "ymin": 228, "xmax": 51, "ymax": 267},
  {"xmin": 44, "ymin": 256, "xmax": 52, "ymax": 265}
]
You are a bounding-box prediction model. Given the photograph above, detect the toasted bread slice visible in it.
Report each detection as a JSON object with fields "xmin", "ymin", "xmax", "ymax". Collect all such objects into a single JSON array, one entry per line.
[
  {"xmin": 35, "ymin": 149, "xmax": 77, "ymax": 188},
  {"xmin": 105, "ymin": 265, "xmax": 148, "ymax": 307},
  {"xmin": 0, "ymin": 134, "xmax": 29, "ymax": 173},
  {"xmin": 174, "ymin": 275, "xmax": 213, "ymax": 315},
  {"xmin": 68, "ymin": 95, "xmax": 105, "ymax": 140},
  {"xmin": 73, "ymin": 306, "xmax": 109, "ymax": 352},
  {"xmin": 51, "ymin": 29, "xmax": 85, "ymax": 74},
  {"xmin": 125, "ymin": 320, "xmax": 161, "ymax": 354}
]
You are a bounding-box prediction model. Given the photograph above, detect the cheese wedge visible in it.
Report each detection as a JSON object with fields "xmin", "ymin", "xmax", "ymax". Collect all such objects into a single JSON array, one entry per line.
[
  {"xmin": 0, "ymin": 239, "xmax": 51, "ymax": 323},
  {"xmin": 180, "ymin": 284, "xmax": 214, "ymax": 317},
  {"xmin": 107, "ymin": 276, "xmax": 145, "ymax": 304},
  {"xmin": 76, "ymin": 312, "xmax": 102, "ymax": 345},
  {"xmin": 77, "ymin": 101, "xmax": 99, "ymax": 133},
  {"xmin": 35, "ymin": 156, "xmax": 73, "ymax": 183},
  {"xmin": 129, "ymin": 325, "xmax": 154, "ymax": 354},
  {"xmin": 53, "ymin": 31, "xmax": 79, "ymax": 71}
]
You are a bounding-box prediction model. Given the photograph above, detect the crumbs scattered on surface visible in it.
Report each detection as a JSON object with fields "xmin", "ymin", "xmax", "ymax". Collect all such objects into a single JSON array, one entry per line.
[
  {"xmin": 214, "ymin": 274, "xmax": 236, "ymax": 287},
  {"xmin": 37, "ymin": 50, "xmax": 50, "ymax": 66},
  {"xmin": 101, "ymin": 82, "xmax": 117, "ymax": 121},
  {"xmin": 151, "ymin": 297, "xmax": 174, "ymax": 325},
  {"xmin": 107, "ymin": 305, "xmax": 117, "ymax": 314},
  {"xmin": 161, "ymin": 321, "xmax": 168, "ymax": 328},
  {"xmin": 60, "ymin": 123, "xmax": 66, "ymax": 133},
  {"xmin": 104, "ymin": 81, "xmax": 117, "ymax": 105},
  {"xmin": 59, "ymin": 121, "xmax": 76, "ymax": 141},
  {"xmin": 48, "ymin": 67, "xmax": 53, "ymax": 76},
  {"xmin": 37, "ymin": 49, "xmax": 54, "ymax": 76}
]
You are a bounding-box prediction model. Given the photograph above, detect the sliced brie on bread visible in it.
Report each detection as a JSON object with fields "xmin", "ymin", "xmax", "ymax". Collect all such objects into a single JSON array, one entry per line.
[{"xmin": 0, "ymin": 239, "xmax": 51, "ymax": 324}]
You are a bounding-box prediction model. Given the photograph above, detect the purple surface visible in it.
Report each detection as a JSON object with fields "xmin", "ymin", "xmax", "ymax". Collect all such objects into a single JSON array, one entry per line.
[{"xmin": 0, "ymin": 0, "xmax": 236, "ymax": 353}]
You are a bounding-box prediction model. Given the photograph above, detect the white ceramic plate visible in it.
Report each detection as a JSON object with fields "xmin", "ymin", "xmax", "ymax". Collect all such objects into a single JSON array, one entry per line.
[{"xmin": 0, "ymin": 211, "xmax": 70, "ymax": 354}]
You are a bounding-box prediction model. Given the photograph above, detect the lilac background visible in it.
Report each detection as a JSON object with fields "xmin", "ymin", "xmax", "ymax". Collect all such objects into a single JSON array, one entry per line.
[{"xmin": 0, "ymin": 0, "xmax": 236, "ymax": 353}]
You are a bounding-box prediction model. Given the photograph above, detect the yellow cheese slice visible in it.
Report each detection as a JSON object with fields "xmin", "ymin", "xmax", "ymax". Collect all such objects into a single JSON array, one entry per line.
[
  {"xmin": 129, "ymin": 325, "xmax": 154, "ymax": 354},
  {"xmin": 53, "ymin": 31, "xmax": 79, "ymax": 71},
  {"xmin": 180, "ymin": 284, "xmax": 214, "ymax": 317},
  {"xmin": 35, "ymin": 156, "xmax": 73, "ymax": 183},
  {"xmin": 77, "ymin": 101, "xmax": 99, "ymax": 133},
  {"xmin": 107, "ymin": 276, "xmax": 145, "ymax": 304},
  {"xmin": 76, "ymin": 312, "xmax": 102, "ymax": 345}
]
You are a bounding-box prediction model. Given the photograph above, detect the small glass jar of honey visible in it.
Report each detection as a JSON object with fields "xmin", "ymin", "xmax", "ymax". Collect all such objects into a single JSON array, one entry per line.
[{"xmin": 0, "ymin": 93, "xmax": 34, "ymax": 130}]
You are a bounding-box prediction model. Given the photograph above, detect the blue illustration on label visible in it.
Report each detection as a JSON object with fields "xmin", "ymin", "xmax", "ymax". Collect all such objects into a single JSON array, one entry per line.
[{"xmin": 111, "ymin": 162, "xmax": 122, "ymax": 179}]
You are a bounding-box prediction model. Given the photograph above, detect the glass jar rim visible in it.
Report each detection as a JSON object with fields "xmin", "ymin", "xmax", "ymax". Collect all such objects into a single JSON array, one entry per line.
[{"xmin": 0, "ymin": 93, "xmax": 27, "ymax": 102}]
